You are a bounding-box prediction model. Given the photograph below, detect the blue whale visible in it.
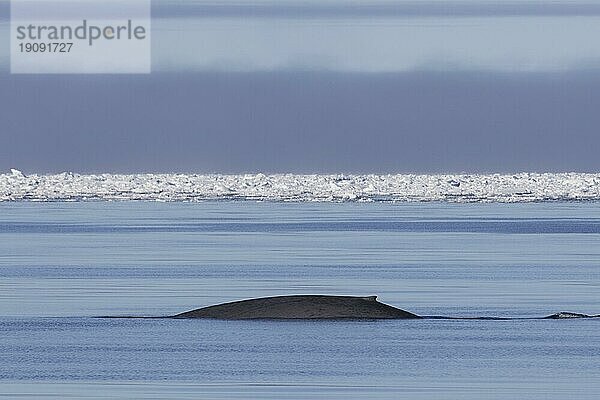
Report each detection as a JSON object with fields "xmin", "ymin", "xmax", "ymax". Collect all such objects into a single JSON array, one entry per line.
[
  {"xmin": 99, "ymin": 295, "xmax": 598, "ymax": 320},
  {"xmin": 172, "ymin": 295, "xmax": 421, "ymax": 319},
  {"xmin": 166, "ymin": 295, "xmax": 598, "ymax": 320}
]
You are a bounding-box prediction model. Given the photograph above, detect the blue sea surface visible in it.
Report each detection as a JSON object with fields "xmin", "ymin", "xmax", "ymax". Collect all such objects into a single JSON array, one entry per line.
[{"xmin": 0, "ymin": 202, "xmax": 598, "ymax": 399}]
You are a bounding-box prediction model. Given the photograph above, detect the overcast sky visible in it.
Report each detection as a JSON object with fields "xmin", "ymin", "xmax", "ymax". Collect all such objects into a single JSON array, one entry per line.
[{"xmin": 1, "ymin": 1, "xmax": 599, "ymax": 173}]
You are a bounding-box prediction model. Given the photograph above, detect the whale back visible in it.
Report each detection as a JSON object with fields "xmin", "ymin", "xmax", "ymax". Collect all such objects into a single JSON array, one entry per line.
[{"xmin": 172, "ymin": 295, "xmax": 421, "ymax": 320}]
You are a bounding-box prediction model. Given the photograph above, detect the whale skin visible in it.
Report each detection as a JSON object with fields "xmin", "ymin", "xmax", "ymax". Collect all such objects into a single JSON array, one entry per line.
[{"xmin": 171, "ymin": 295, "xmax": 422, "ymax": 320}]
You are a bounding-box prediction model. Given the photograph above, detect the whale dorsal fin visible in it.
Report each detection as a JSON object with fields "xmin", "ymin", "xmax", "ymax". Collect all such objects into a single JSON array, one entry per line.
[{"xmin": 362, "ymin": 296, "xmax": 377, "ymax": 302}]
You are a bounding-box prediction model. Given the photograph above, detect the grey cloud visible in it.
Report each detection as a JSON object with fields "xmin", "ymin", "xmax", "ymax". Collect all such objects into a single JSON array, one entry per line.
[
  {"xmin": 4, "ymin": 1, "xmax": 600, "ymax": 22},
  {"xmin": 0, "ymin": 71, "xmax": 599, "ymax": 173},
  {"xmin": 153, "ymin": 1, "xmax": 600, "ymax": 19}
]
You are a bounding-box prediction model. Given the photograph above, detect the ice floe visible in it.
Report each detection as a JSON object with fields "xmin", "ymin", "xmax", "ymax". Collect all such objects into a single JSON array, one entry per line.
[{"xmin": 0, "ymin": 171, "xmax": 599, "ymax": 203}]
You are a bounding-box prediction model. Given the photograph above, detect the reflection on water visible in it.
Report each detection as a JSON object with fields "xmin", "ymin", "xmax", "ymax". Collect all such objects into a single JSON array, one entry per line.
[
  {"xmin": 1, "ymin": 202, "xmax": 598, "ymax": 318},
  {"xmin": 0, "ymin": 201, "xmax": 599, "ymax": 398}
]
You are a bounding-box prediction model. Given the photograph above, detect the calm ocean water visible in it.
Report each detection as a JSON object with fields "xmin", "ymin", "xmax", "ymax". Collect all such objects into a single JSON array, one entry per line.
[{"xmin": 0, "ymin": 201, "xmax": 598, "ymax": 399}]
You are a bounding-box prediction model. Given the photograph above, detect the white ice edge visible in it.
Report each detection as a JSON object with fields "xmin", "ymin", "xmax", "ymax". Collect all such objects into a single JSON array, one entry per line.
[{"xmin": 1, "ymin": 170, "xmax": 600, "ymax": 203}]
